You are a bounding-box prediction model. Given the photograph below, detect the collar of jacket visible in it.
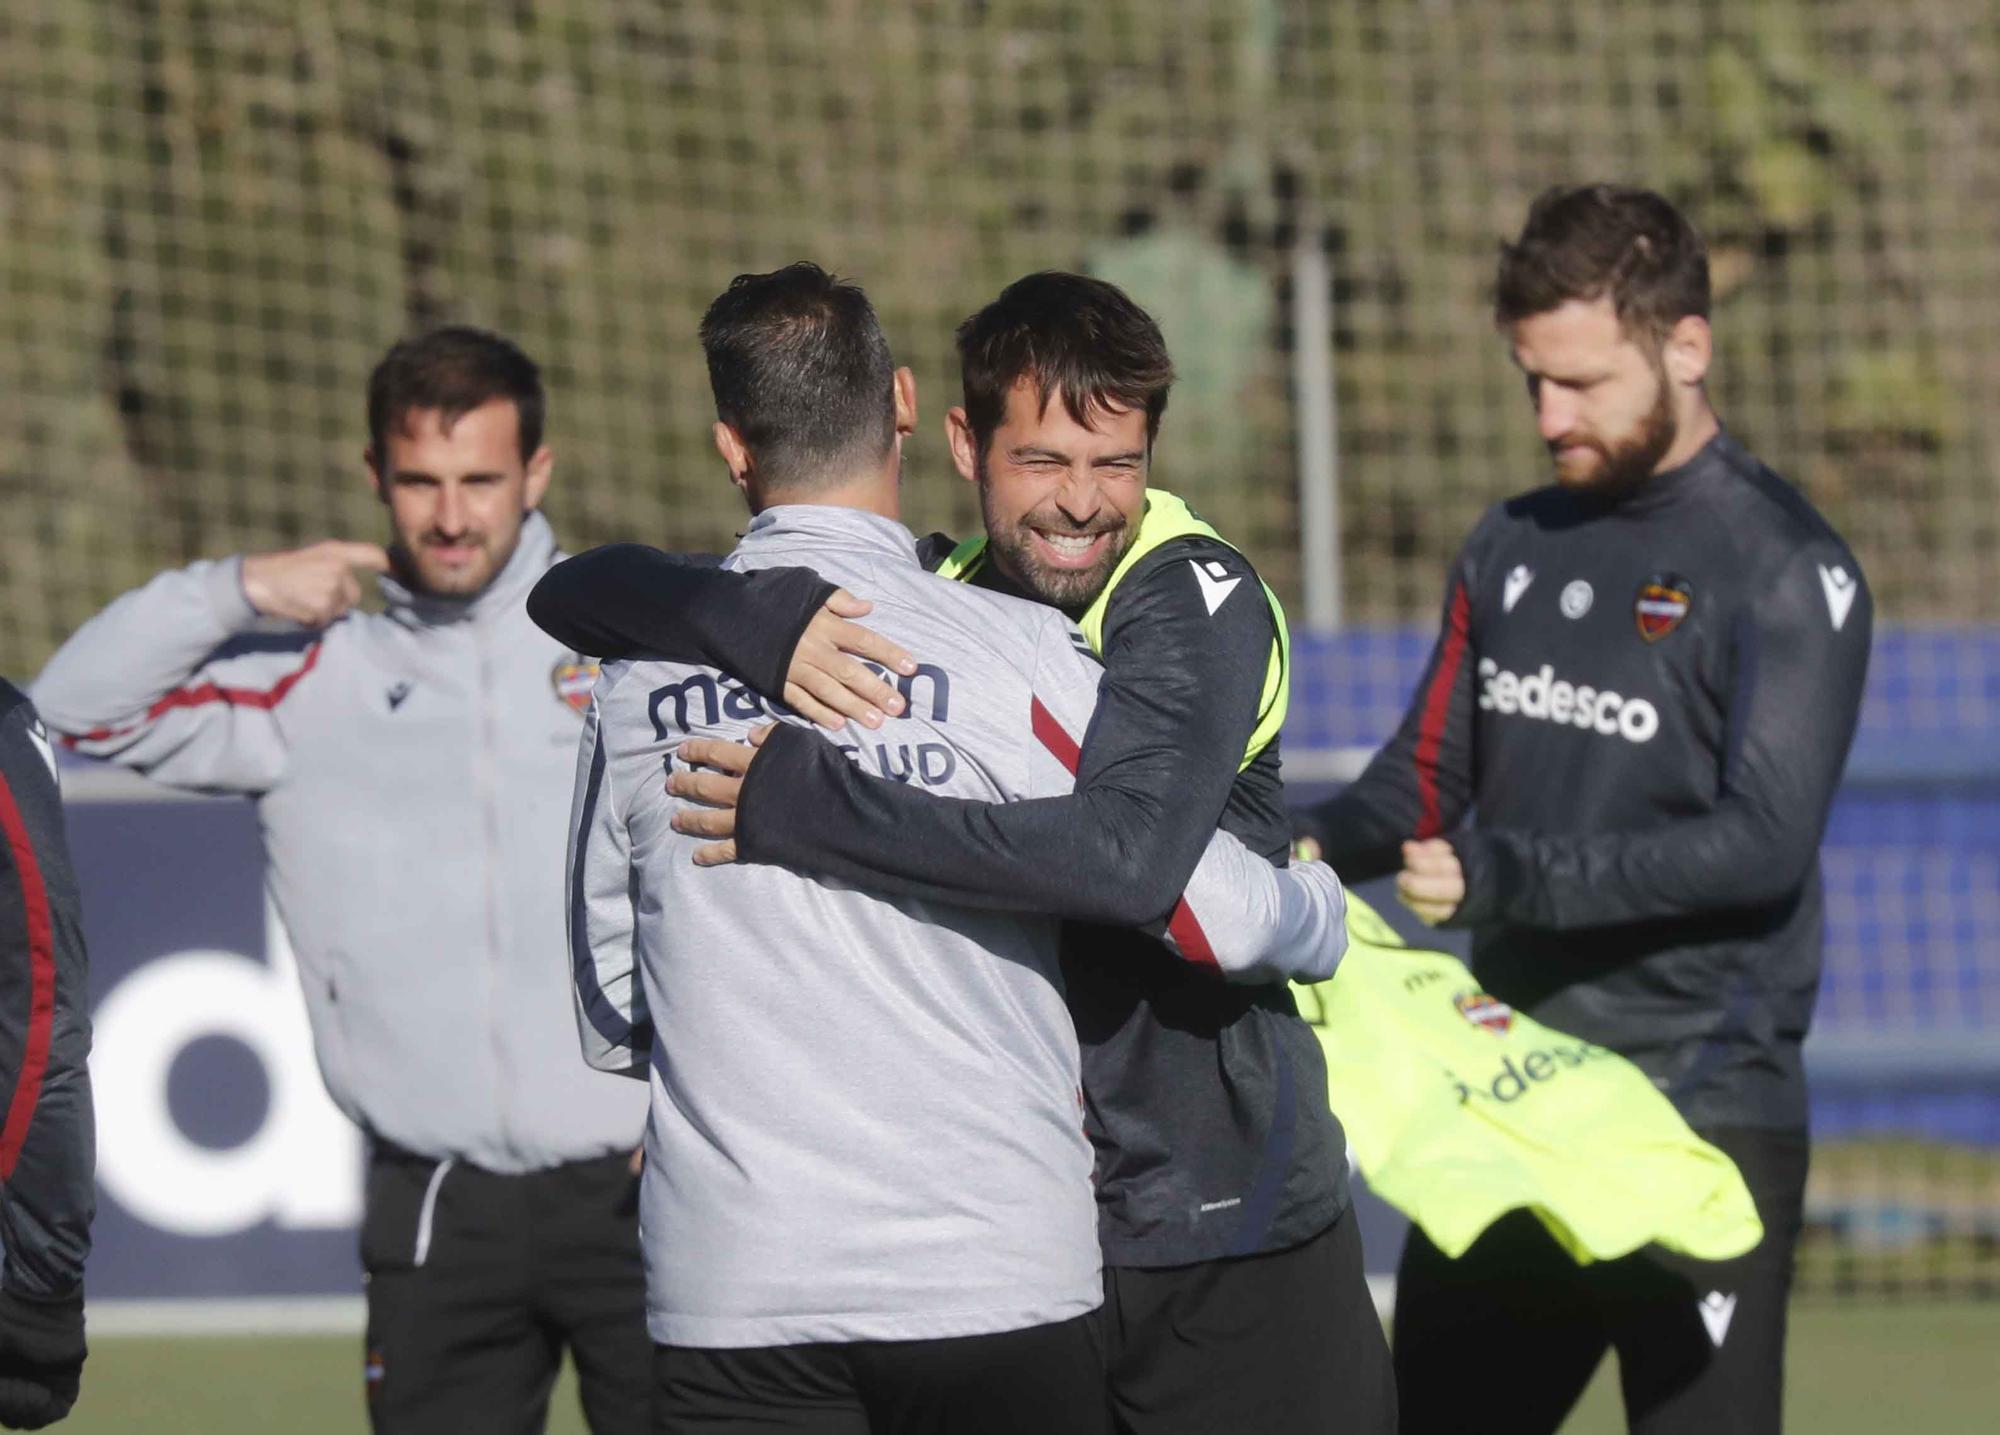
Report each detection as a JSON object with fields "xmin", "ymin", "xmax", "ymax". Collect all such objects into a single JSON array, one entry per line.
[
  {"xmin": 376, "ymin": 511, "xmax": 559, "ymax": 628},
  {"xmin": 1581, "ymin": 429, "xmax": 1744, "ymax": 521},
  {"xmin": 736, "ymin": 504, "xmax": 919, "ymax": 563}
]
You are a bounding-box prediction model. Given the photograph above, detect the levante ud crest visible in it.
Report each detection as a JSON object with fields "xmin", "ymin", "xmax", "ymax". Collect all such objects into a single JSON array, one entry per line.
[
  {"xmin": 1453, "ymin": 989, "xmax": 1515, "ymax": 1036},
  {"xmin": 551, "ymin": 656, "xmax": 600, "ymax": 715},
  {"xmin": 1634, "ymin": 573, "xmax": 1693, "ymax": 642}
]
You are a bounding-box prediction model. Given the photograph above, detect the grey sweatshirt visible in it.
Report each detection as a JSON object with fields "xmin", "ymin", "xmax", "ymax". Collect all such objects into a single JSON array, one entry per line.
[
  {"xmin": 32, "ymin": 514, "xmax": 646, "ymax": 1172},
  {"xmin": 570, "ymin": 505, "xmax": 1344, "ymax": 1346}
]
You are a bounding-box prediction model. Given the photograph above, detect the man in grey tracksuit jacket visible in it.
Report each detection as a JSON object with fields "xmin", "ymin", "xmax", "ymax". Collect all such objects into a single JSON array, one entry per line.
[
  {"xmin": 574, "ymin": 504, "xmax": 1345, "ymax": 1356},
  {"xmin": 32, "ymin": 330, "xmax": 651, "ymax": 1434},
  {"xmin": 567, "ymin": 262, "xmax": 1345, "ymax": 1434}
]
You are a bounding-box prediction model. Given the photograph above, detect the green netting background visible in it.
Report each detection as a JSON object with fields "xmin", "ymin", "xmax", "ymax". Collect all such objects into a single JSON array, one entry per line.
[
  {"xmin": 5, "ymin": 0, "xmax": 1998, "ymax": 679},
  {"xmin": 4, "ymin": 0, "xmax": 1999, "ymax": 1303}
]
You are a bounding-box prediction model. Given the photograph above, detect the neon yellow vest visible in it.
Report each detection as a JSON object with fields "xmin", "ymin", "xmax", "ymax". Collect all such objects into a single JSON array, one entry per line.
[
  {"xmin": 935, "ymin": 489, "xmax": 1290, "ymax": 771},
  {"xmin": 1292, "ymin": 896, "xmax": 1765, "ymax": 1263}
]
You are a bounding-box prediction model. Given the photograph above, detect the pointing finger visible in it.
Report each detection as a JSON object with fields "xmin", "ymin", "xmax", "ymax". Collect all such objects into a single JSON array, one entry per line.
[{"xmin": 334, "ymin": 541, "xmax": 394, "ymax": 573}]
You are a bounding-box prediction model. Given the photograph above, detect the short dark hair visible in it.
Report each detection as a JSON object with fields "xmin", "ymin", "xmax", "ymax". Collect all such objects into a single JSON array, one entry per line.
[
  {"xmin": 699, "ymin": 263, "xmax": 897, "ymax": 491},
  {"xmin": 1494, "ymin": 184, "xmax": 1710, "ymax": 344},
  {"xmin": 367, "ymin": 325, "xmax": 544, "ymax": 462},
  {"xmin": 956, "ymin": 272, "xmax": 1174, "ymax": 456}
]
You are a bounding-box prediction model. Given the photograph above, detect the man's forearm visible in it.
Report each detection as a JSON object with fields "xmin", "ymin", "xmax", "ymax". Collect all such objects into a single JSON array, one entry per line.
[
  {"xmin": 738, "ymin": 570, "xmax": 1272, "ymax": 925},
  {"xmin": 528, "ymin": 545, "xmax": 832, "ymax": 697},
  {"xmin": 32, "ymin": 560, "xmax": 257, "ymax": 738},
  {"xmin": 739, "ymin": 724, "xmax": 1208, "ymax": 928},
  {"xmin": 1171, "ymin": 831, "xmax": 1347, "ymax": 983},
  {"xmin": 1450, "ymin": 805, "xmax": 1814, "ymax": 931}
]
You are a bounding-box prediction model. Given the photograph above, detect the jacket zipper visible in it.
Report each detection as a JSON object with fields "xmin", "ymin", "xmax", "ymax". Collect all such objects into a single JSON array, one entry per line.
[{"xmin": 473, "ymin": 616, "xmax": 516, "ymax": 1160}]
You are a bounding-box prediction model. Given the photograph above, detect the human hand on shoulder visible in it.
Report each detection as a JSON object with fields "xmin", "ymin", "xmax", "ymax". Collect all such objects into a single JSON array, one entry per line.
[
  {"xmin": 668, "ymin": 723, "xmax": 779, "ymax": 865},
  {"xmin": 240, "ymin": 540, "xmax": 391, "ymax": 627}
]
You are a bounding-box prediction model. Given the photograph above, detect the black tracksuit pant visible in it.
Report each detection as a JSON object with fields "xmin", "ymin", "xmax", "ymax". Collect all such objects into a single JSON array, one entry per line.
[
  {"xmin": 1101, "ymin": 1210, "xmax": 1396, "ymax": 1435},
  {"xmin": 1393, "ymin": 1127, "xmax": 1809, "ymax": 1435},
  {"xmin": 362, "ymin": 1144, "xmax": 650, "ymax": 1434}
]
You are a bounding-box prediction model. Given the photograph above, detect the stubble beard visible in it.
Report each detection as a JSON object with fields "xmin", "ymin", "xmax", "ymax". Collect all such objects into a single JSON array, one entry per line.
[
  {"xmin": 396, "ymin": 526, "xmax": 516, "ymax": 598},
  {"xmin": 977, "ymin": 461, "xmax": 1132, "ymax": 612}
]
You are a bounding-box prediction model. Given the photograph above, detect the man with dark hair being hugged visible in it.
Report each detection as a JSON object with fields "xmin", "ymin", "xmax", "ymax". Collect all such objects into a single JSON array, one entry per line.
[
  {"xmin": 33, "ymin": 329, "xmax": 651, "ymax": 1434},
  {"xmin": 575, "ymin": 261, "xmax": 1347, "ymax": 1435},
  {"xmin": 533, "ymin": 273, "xmax": 1394, "ymax": 1435},
  {"xmin": 1299, "ymin": 184, "xmax": 1870, "ymax": 1434}
]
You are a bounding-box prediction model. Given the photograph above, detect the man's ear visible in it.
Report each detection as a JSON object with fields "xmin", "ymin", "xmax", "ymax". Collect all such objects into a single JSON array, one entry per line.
[
  {"xmin": 945, "ymin": 407, "xmax": 980, "ymax": 485},
  {"xmin": 1662, "ymin": 314, "xmax": 1713, "ymax": 389},
  {"xmin": 713, "ymin": 421, "xmax": 753, "ymax": 498},
  {"xmin": 893, "ymin": 367, "xmax": 917, "ymax": 437},
  {"xmin": 523, "ymin": 445, "xmax": 554, "ymax": 511},
  {"xmin": 365, "ymin": 448, "xmax": 387, "ymax": 503}
]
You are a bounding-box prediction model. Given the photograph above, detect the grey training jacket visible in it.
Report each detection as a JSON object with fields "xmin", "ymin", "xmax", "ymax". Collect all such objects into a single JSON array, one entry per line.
[
  {"xmin": 570, "ymin": 505, "xmax": 1344, "ymax": 1347},
  {"xmin": 33, "ymin": 514, "xmax": 646, "ymax": 1172}
]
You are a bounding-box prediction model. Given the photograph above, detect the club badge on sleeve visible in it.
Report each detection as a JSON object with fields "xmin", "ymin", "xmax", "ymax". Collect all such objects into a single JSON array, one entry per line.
[
  {"xmin": 1634, "ymin": 573, "xmax": 1693, "ymax": 642},
  {"xmin": 551, "ymin": 656, "xmax": 600, "ymax": 716}
]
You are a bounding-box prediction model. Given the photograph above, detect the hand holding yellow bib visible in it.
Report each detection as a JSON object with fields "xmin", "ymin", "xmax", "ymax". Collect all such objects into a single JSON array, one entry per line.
[{"xmin": 1292, "ymin": 895, "xmax": 1763, "ymax": 1264}]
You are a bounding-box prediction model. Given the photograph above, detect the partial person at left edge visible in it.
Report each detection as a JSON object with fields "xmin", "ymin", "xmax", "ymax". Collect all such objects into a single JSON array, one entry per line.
[
  {"xmin": 31, "ymin": 329, "xmax": 656, "ymax": 1435},
  {"xmin": 0, "ymin": 683, "xmax": 92, "ymax": 1430}
]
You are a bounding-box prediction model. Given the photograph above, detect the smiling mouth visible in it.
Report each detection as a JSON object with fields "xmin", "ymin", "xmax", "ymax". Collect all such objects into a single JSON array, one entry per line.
[{"xmin": 1029, "ymin": 528, "xmax": 1116, "ymax": 569}]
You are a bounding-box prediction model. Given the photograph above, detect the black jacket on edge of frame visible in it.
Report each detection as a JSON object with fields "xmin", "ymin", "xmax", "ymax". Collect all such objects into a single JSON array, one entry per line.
[
  {"xmin": 528, "ymin": 527, "xmax": 1349, "ymax": 1270},
  {"xmin": 1300, "ymin": 431, "xmax": 1871, "ymax": 1131},
  {"xmin": 0, "ymin": 681, "xmax": 92, "ymax": 1304},
  {"xmin": 0, "ymin": 678, "xmax": 93, "ymax": 1429}
]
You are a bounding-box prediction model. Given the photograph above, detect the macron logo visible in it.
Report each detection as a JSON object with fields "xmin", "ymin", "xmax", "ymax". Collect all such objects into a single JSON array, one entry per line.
[
  {"xmin": 1190, "ymin": 559, "xmax": 1243, "ymax": 616},
  {"xmin": 1502, "ymin": 565, "xmax": 1534, "ymax": 614},
  {"xmin": 1699, "ymin": 1290, "xmax": 1738, "ymax": 1347},
  {"xmin": 1818, "ymin": 564, "xmax": 1858, "ymax": 632},
  {"xmin": 25, "ymin": 718, "xmax": 58, "ymax": 785}
]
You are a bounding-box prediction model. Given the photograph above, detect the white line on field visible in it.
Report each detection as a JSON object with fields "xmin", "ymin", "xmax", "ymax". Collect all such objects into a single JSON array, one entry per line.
[
  {"xmin": 88, "ymin": 1297, "xmax": 365, "ymax": 1337},
  {"xmin": 87, "ymin": 1283, "xmax": 1391, "ymax": 1339}
]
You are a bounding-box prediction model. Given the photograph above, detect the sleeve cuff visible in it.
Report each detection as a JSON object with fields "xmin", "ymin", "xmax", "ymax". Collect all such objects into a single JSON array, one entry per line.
[
  {"xmin": 206, "ymin": 556, "xmax": 262, "ymax": 631},
  {"xmin": 735, "ymin": 722, "xmax": 828, "ymax": 865},
  {"xmin": 741, "ymin": 569, "xmax": 839, "ymax": 698},
  {"xmin": 0, "ymin": 1284, "xmax": 85, "ymax": 1372}
]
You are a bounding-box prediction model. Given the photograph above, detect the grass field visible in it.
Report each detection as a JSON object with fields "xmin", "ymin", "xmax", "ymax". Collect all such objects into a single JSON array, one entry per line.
[{"xmin": 58, "ymin": 1301, "xmax": 1999, "ymax": 1433}]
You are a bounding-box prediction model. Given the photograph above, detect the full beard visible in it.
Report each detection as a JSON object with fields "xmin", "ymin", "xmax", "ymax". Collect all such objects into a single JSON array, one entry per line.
[{"xmin": 1552, "ymin": 372, "xmax": 1678, "ymax": 499}]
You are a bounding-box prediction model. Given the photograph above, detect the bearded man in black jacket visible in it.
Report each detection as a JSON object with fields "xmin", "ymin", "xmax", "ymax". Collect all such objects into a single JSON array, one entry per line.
[{"xmin": 1300, "ymin": 184, "xmax": 1870, "ymax": 1435}]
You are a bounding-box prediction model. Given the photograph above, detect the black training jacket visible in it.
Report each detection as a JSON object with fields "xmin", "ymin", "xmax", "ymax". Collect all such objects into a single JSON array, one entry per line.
[
  {"xmin": 529, "ymin": 531, "xmax": 1349, "ymax": 1269},
  {"xmin": 0, "ymin": 681, "xmax": 94, "ymax": 1301},
  {"xmin": 1300, "ymin": 432, "xmax": 1870, "ymax": 1130}
]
